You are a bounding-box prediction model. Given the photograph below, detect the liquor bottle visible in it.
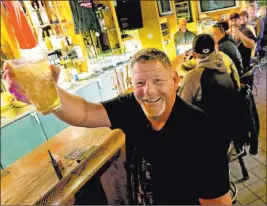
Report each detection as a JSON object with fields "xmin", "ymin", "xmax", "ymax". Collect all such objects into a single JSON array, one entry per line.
[
  {"xmin": 38, "ymin": 1, "xmax": 50, "ymax": 24},
  {"xmin": 33, "ymin": 2, "xmax": 44, "ymax": 25},
  {"xmin": 48, "ymin": 150, "xmax": 63, "ymax": 180},
  {"xmin": 30, "ymin": 3, "xmax": 41, "ymax": 26},
  {"xmin": 49, "ymin": 29, "xmax": 56, "ymax": 47},
  {"xmin": 61, "ymin": 37, "xmax": 69, "ymax": 50},
  {"xmin": 55, "ymin": 54, "xmax": 61, "ymax": 65},
  {"xmin": 44, "ymin": 31, "xmax": 53, "ymax": 50},
  {"xmin": 66, "ymin": 35, "xmax": 73, "ymax": 46},
  {"xmin": 49, "ymin": 30, "xmax": 62, "ymax": 50}
]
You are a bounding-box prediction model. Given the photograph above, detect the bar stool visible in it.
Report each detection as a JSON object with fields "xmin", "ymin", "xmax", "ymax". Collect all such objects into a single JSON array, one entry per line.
[
  {"xmin": 228, "ymin": 143, "xmax": 249, "ymax": 204},
  {"xmin": 253, "ymin": 48, "xmax": 266, "ymax": 84},
  {"xmin": 228, "ymin": 144, "xmax": 239, "ymax": 204},
  {"xmin": 230, "ymin": 178, "xmax": 238, "ymax": 204}
]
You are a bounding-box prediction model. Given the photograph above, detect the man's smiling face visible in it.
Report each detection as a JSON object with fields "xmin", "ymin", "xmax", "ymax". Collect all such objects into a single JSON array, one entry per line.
[{"xmin": 132, "ymin": 60, "xmax": 178, "ymax": 119}]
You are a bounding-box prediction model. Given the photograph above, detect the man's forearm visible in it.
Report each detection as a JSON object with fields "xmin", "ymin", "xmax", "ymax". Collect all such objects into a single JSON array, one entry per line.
[
  {"xmin": 240, "ymin": 33, "xmax": 255, "ymax": 49},
  {"xmin": 53, "ymin": 87, "xmax": 111, "ymax": 128}
]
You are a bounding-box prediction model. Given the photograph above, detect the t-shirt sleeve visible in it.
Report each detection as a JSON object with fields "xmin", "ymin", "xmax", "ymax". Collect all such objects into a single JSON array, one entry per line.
[
  {"xmin": 196, "ymin": 134, "xmax": 230, "ymax": 199},
  {"xmin": 245, "ymin": 28, "xmax": 257, "ymax": 42},
  {"xmin": 102, "ymin": 94, "xmax": 140, "ymax": 131}
]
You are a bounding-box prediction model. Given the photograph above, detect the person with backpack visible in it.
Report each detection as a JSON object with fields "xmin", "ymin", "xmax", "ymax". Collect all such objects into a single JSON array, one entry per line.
[{"xmin": 178, "ymin": 34, "xmax": 246, "ymax": 154}]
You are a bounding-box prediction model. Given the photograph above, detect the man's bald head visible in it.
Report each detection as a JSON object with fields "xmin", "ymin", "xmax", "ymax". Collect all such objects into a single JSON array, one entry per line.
[
  {"xmin": 178, "ymin": 18, "xmax": 188, "ymax": 33},
  {"xmin": 178, "ymin": 18, "xmax": 187, "ymax": 25}
]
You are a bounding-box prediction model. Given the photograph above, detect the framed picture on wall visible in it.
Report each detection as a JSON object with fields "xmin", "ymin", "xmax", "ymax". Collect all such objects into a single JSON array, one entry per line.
[
  {"xmin": 174, "ymin": 0, "xmax": 193, "ymax": 23},
  {"xmin": 198, "ymin": 0, "xmax": 238, "ymax": 13}
]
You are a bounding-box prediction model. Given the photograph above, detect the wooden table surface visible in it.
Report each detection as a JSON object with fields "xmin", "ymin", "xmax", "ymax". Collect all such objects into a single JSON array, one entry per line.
[{"xmin": 1, "ymin": 126, "xmax": 125, "ymax": 205}]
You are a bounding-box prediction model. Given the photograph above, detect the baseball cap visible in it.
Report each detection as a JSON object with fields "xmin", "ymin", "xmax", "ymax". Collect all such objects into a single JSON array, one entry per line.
[{"xmin": 192, "ymin": 34, "xmax": 215, "ymax": 55}]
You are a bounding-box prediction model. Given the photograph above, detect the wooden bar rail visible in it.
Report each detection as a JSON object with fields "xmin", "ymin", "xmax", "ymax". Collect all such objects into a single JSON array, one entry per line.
[{"xmin": 1, "ymin": 126, "xmax": 125, "ymax": 205}]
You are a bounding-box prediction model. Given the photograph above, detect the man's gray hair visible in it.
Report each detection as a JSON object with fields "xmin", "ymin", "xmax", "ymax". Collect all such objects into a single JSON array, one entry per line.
[{"xmin": 130, "ymin": 48, "xmax": 172, "ymax": 71}]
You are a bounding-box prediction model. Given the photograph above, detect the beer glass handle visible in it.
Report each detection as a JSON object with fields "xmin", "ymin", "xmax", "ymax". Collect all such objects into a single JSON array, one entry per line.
[{"xmin": 31, "ymin": 112, "xmax": 40, "ymax": 124}]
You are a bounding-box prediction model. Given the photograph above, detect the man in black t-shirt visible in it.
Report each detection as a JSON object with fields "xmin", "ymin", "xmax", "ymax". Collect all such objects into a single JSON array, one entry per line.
[
  {"xmin": 4, "ymin": 49, "xmax": 232, "ymax": 205},
  {"xmin": 229, "ymin": 12, "xmax": 257, "ymax": 71}
]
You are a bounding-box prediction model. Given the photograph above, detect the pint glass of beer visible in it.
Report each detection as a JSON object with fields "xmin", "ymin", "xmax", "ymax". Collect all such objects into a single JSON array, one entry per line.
[{"xmin": 6, "ymin": 53, "xmax": 61, "ymax": 114}]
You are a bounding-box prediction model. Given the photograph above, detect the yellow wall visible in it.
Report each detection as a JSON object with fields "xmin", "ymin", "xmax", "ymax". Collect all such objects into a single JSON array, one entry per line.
[
  {"xmin": 187, "ymin": 1, "xmax": 199, "ymax": 33},
  {"xmin": 137, "ymin": 1, "xmax": 178, "ymax": 60},
  {"xmin": 138, "ymin": 1, "xmax": 164, "ymax": 51}
]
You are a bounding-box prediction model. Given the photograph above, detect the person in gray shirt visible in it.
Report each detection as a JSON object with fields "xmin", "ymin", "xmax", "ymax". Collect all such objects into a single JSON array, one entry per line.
[
  {"xmin": 248, "ymin": 3, "xmax": 264, "ymax": 52},
  {"xmin": 174, "ymin": 18, "xmax": 196, "ymax": 55}
]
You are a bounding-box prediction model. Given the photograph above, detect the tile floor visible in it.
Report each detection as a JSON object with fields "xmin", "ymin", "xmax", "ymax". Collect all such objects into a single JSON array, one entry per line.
[{"xmin": 230, "ymin": 65, "xmax": 267, "ymax": 205}]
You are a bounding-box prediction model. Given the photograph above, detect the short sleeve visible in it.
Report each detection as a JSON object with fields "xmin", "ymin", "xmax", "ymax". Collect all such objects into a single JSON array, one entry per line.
[
  {"xmin": 102, "ymin": 93, "xmax": 142, "ymax": 131},
  {"xmin": 245, "ymin": 28, "xmax": 257, "ymax": 43}
]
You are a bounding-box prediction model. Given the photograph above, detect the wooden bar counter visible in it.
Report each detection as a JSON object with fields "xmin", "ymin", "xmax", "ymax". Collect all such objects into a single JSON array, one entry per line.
[{"xmin": 1, "ymin": 126, "xmax": 125, "ymax": 205}]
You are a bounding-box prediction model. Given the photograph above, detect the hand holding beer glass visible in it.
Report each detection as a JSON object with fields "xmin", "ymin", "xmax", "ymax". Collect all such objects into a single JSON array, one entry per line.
[
  {"xmin": 2, "ymin": 53, "xmax": 61, "ymax": 115},
  {"xmin": 230, "ymin": 25, "xmax": 240, "ymax": 41}
]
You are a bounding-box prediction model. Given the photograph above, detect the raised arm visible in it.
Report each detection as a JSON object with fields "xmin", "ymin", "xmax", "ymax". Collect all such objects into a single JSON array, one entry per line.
[
  {"xmin": 53, "ymin": 86, "xmax": 111, "ymax": 128},
  {"xmin": 3, "ymin": 63, "xmax": 111, "ymax": 128},
  {"xmin": 237, "ymin": 29, "xmax": 256, "ymax": 49}
]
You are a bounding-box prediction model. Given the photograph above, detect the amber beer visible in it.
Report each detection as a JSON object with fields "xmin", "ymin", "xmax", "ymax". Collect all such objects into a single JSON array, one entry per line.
[{"xmin": 7, "ymin": 53, "xmax": 61, "ymax": 114}]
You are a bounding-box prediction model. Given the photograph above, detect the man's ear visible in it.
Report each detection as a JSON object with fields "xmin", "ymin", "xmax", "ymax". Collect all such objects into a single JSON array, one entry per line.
[{"xmin": 172, "ymin": 70, "xmax": 179, "ymax": 90}]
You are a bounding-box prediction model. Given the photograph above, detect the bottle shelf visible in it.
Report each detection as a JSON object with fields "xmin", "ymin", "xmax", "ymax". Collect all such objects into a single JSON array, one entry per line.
[
  {"xmin": 47, "ymin": 48, "xmax": 61, "ymax": 54},
  {"xmin": 107, "ymin": 28, "xmax": 116, "ymax": 32},
  {"xmin": 122, "ymin": 36, "xmax": 134, "ymax": 42},
  {"xmin": 31, "ymin": 22, "xmax": 72, "ymax": 29}
]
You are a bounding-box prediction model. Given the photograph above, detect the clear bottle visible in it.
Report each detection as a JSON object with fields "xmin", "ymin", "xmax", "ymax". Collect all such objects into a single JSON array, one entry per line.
[
  {"xmin": 38, "ymin": 1, "xmax": 50, "ymax": 24},
  {"xmin": 55, "ymin": 55, "xmax": 61, "ymax": 65},
  {"xmin": 30, "ymin": 3, "xmax": 41, "ymax": 26},
  {"xmin": 50, "ymin": 29, "xmax": 62, "ymax": 49},
  {"xmin": 34, "ymin": 2, "xmax": 44, "ymax": 25},
  {"xmin": 51, "ymin": 14, "xmax": 59, "ymax": 24}
]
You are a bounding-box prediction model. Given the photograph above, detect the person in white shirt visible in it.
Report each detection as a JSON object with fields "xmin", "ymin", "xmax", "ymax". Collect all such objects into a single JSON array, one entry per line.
[{"xmin": 248, "ymin": 3, "xmax": 264, "ymax": 52}]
